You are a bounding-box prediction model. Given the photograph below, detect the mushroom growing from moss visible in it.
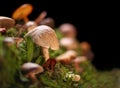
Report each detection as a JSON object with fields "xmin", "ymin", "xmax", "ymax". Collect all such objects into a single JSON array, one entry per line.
[
  {"xmin": 0, "ymin": 16, "xmax": 15, "ymax": 29},
  {"xmin": 80, "ymin": 41, "xmax": 94, "ymax": 61},
  {"xmin": 21, "ymin": 62, "xmax": 44, "ymax": 82},
  {"xmin": 24, "ymin": 25, "xmax": 59, "ymax": 61},
  {"xmin": 56, "ymin": 50, "xmax": 77, "ymax": 64},
  {"xmin": 12, "ymin": 4, "xmax": 33, "ymax": 23},
  {"xmin": 72, "ymin": 56, "xmax": 87, "ymax": 72}
]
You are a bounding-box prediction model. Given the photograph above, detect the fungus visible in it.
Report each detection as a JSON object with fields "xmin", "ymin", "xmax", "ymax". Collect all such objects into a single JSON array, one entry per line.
[
  {"xmin": 0, "ymin": 16, "xmax": 15, "ymax": 29},
  {"xmin": 21, "ymin": 62, "xmax": 44, "ymax": 82},
  {"xmin": 12, "ymin": 4, "xmax": 33, "ymax": 23},
  {"xmin": 25, "ymin": 25, "xmax": 59, "ymax": 61}
]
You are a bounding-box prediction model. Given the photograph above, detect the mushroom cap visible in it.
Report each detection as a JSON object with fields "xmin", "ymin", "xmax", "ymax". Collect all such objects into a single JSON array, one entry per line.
[
  {"xmin": 80, "ymin": 41, "xmax": 91, "ymax": 52},
  {"xmin": 56, "ymin": 50, "xmax": 77, "ymax": 64},
  {"xmin": 3, "ymin": 37, "xmax": 15, "ymax": 45},
  {"xmin": 39, "ymin": 17, "xmax": 55, "ymax": 28},
  {"xmin": 12, "ymin": 4, "xmax": 33, "ymax": 20},
  {"xmin": 59, "ymin": 23, "xmax": 77, "ymax": 38},
  {"xmin": 72, "ymin": 56, "xmax": 87, "ymax": 63},
  {"xmin": 0, "ymin": 16, "xmax": 15, "ymax": 29},
  {"xmin": 25, "ymin": 25, "xmax": 59, "ymax": 50},
  {"xmin": 25, "ymin": 21, "xmax": 37, "ymax": 27},
  {"xmin": 21, "ymin": 62, "xmax": 44, "ymax": 74},
  {"xmin": 60, "ymin": 37, "xmax": 78, "ymax": 50}
]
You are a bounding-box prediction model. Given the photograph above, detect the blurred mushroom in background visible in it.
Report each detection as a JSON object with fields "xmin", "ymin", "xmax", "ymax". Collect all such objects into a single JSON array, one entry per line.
[
  {"xmin": 58, "ymin": 23, "xmax": 77, "ymax": 38},
  {"xmin": 80, "ymin": 41, "xmax": 94, "ymax": 61},
  {"xmin": 72, "ymin": 56, "xmax": 87, "ymax": 73},
  {"xmin": 12, "ymin": 3, "xmax": 33, "ymax": 23},
  {"xmin": 56, "ymin": 50, "xmax": 77, "ymax": 64},
  {"xmin": 39, "ymin": 17, "xmax": 55, "ymax": 29},
  {"xmin": 34, "ymin": 11, "xmax": 47, "ymax": 25},
  {"xmin": 59, "ymin": 37, "xmax": 79, "ymax": 50}
]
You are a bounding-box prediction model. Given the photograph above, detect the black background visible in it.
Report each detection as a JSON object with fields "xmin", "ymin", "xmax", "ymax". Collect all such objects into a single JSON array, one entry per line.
[{"xmin": 0, "ymin": 0, "xmax": 119, "ymax": 70}]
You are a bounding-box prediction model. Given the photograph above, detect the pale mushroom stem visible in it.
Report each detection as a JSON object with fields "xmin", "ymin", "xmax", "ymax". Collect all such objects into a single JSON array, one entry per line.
[{"xmin": 41, "ymin": 47, "xmax": 49, "ymax": 61}]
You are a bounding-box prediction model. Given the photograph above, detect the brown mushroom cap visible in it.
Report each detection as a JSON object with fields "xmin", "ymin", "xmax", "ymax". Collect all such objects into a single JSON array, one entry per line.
[
  {"xmin": 0, "ymin": 16, "xmax": 15, "ymax": 29},
  {"xmin": 80, "ymin": 41, "xmax": 91, "ymax": 52},
  {"xmin": 25, "ymin": 25, "xmax": 59, "ymax": 50},
  {"xmin": 39, "ymin": 17, "xmax": 55, "ymax": 28},
  {"xmin": 12, "ymin": 4, "xmax": 33, "ymax": 22}
]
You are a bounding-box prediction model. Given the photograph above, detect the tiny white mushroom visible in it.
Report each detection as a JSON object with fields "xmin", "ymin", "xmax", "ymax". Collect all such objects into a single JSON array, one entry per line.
[
  {"xmin": 24, "ymin": 25, "xmax": 59, "ymax": 61},
  {"xmin": 72, "ymin": 75, "xmax": 81, "ymax": 82}
]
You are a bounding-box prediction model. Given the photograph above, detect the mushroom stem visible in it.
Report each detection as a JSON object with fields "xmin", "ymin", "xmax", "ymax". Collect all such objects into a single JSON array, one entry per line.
[
  {"xmin": 24, "ymin": 17, "xmax": 29, "ymax": 23},
  {"xmin": 41, "ymin": 47, "xmax": 49, "ymax": 61},
  {"xmin": 26, "ymin": 73, "xmax": 38, "ymax": 83}
]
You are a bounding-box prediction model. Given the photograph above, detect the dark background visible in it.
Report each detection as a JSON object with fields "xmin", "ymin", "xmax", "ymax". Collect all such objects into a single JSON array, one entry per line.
[{"xmin": 0, "ymin": 0, "xmax": 119, "ymax": 70}]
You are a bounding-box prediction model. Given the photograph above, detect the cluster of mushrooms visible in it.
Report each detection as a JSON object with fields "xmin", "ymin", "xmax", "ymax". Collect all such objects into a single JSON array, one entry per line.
[{"xmin": 0, "ymin": 4, "xmax": 94, "ymax": 83}]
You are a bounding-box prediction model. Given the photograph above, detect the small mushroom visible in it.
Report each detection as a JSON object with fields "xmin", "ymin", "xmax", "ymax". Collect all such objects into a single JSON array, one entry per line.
[
  {"xmin": 0, "ymin": 16, "xmax": 15, "ymax": 29},
  {"xmin": 39, "ymin": 17, "xmax": 55, "ymax": 29},
  {"xmin": 24, "ymin": 25, "xmax": 59, "ymax": 61},
  {"xmin": 60, "ymin": 37, "xmax": 79, "ymax": 50},
  {"xmin": 72, "ymin": 56, "xmax": 87, "ymax": 72},
  {"xmin": 72, "ymin": 75, "xmax": 81, "ymax": 82},
  {"xmin": 25, "ymin": 21, "xmax": 37, "ymax": 31},
  {"xmin": 80, "ymin": 41, "xmax": 94, "ymax": 61},
  {"xmin": 3, "ymin": 37, "xmax": 15, "ymax": 46},
  {"xmin": 34, "ymin": 11, "xmax": 47, "ymax": 25},
  {"xmin": 58, "ymin": 23, "xmax": 77, "ymax": 38},
  {"xmin": 12, "ymin": 4, "xmax": 33, "ymax": 23},
  {"xmin": 21, "ymin": 62, "xmax": 44, "ymax": 82},
  {"xmin": 56, "ymin": 50, "xmax": 77, "ymax": 64}
]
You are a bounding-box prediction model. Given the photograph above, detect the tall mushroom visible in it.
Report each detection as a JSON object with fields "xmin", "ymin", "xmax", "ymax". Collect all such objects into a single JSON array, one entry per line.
[
  {"xmin": 24, "ymin": 25, "xmax": 59, "ymax": 61},
  {"xmin": 12, "ymin": 4, "xmax": 33, "ymax": 23},
  {"xmin": 0, "ymin": 16, "xmax": 15, "ymax": 29}
]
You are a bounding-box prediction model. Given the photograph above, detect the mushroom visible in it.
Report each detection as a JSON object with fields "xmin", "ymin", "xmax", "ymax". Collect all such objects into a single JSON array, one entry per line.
[
  {"xmin": 39, "ymin": 17, "xmax": 55, "ymax": 29},
  {"xmin": 25, "ymin": 21, "xmax": 37, "ymax": 31},
  {"xmin": 0, "ymin": 16, "xmax": 15, "ymax": 29},
  {"xmin": 12, "ymin": 4, "xmax": 33, "ymax": 23},
  {"xmin": 3, "ymin": 37, "xmax": 15, "ymax": 46},
  {"xmin": 24, "ymin": 25, "xmax": 59, "ymax": 61},
  {"xmin": 72, "ymin": 56, "xmax": 87, "ymax": 72},
  {"xmin": 80, "ymin": 41, "xmax": 94, "ymax": 61},
  {"xmin": 34, "ymin": 11, "xmax": 47, "ymax": 25},
  {"xmin": 56, "ymin": 50, "xmax": 77, "ymax": 64},
  {"xmin": 58, "ymin": 23, "xmax": 77, "ymax": 38},
  {"xmin": 72, "ymin": 75, "xmax": 81, "ymax": 82},
  {"xmin": 21, "ymin": 62, "xmax": 44, "ymax": 82},
  {"xmin": 60, "ymin": 37, "xmax": 79, "ymax": 50}
]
